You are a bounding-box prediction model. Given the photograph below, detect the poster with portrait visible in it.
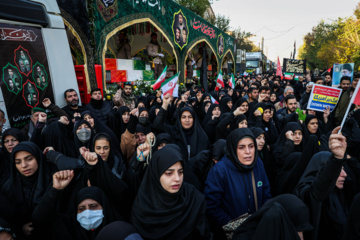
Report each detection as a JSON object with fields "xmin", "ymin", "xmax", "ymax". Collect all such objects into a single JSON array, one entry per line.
[
  {"xmin": 332, "ymin": 63, "xmax": 354, "ymax": 87},
  {"xmin": 0, "ymin": 23, "xmax": 55, "ymax": 128},
  {"xmin": 217, "ymin": 34, "xmax": 224, "ymax": 58},
  {"xmin": 172, "ymin": 10, "xmax": 188, "ymax": 49}
]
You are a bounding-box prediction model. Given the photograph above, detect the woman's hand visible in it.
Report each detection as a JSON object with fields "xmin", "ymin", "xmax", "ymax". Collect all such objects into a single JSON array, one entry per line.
[
  {"xmin": 329, "ymin": 126, "xmax": 347, "ymax": 159},
  {"xmin": 285, "ymin": 130, "xmax": 294, "ymax": 141},
  {"xmin": 53, "ymin": 170, "xmax": 74, "ymax": 190},
  {"xmin": 80, "ymin": 147, "xmax": 98, "ymax": 165}
]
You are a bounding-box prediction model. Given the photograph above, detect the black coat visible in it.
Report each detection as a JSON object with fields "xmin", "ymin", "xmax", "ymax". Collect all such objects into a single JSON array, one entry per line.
[
  {"xmin": 0, "ymin": 142, "xmax": 52, "ymax": 239},
  {"xmin": 294, "ymin": 152, "xmax": 360, "ymax": 240}
]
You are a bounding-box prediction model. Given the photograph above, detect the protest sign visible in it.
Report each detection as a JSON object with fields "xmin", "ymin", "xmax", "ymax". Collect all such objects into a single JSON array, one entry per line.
[
  {"xmin": 307, "ymin": 84, "xmax": 342, "ymax": 112},
  {"xmin": 332, "ymin": 63, "xmax": 354, "ymax": 87},
  {"xmin": 283, "ymin": 58, "xmax": 306, "ymax": 74}
]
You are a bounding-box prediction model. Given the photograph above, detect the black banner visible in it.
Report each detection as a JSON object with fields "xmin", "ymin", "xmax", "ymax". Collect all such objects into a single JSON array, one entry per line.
[
  {"xmin": 283, "ymin": 58, "xmax": 306, "ymax": 74},
  {"xmin": 0, "ymin": 23, "xmax": 55, "ymax": 128}
]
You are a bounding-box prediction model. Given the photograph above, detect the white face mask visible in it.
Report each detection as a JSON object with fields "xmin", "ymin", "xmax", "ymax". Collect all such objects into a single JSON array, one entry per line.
[{"xmin": 77, "ymin": 209, "xmax": 104, "ymax": 231}]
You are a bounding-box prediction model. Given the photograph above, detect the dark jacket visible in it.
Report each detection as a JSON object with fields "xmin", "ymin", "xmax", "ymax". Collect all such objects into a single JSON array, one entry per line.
[
  {"xmin": 204, "ymin": 156, "xmax": 271, "ymax": 227},
  {"xmin": 61, "ymin": 105, "xmax": 88, "ymax": 121},
  {"xmin": 294, "ymin": 152, "xmax": 360, "ymax": 240},
  {"xmin": 85, "ymin": 99, "xmax": 113, "ymax": 124}
]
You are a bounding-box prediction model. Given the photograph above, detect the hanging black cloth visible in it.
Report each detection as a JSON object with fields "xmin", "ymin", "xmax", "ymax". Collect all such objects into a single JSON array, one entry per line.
[{"xmin": 131, "ymin": 144, "xmax": 210, "ymax": 240}]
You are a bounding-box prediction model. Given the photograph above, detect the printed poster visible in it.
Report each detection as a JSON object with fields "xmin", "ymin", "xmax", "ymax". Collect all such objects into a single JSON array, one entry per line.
[
  {"xmin": 0, "ymin": 23, "xmax": 55, "ymax": 128},
  {"xmin": 172, "ymin": 9, "xmax": 188, "ymax": 50},
  {"xmin": 332, "ymin": 63, "xmax": 354, "ymax": 87},
  {"xmin": 307, "ymin": 84, "xmax": 342, "ymax": 112}
]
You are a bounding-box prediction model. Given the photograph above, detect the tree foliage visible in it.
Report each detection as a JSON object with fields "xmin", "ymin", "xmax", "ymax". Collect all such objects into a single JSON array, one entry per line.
[
  {"xmin": 299, "ymin": 3, "xmax": 360, "ymax": 71},
  {"xmin": 230, "ymin": 28, "xmax": 259, "ymax": 52},
  {"xmin": 207, "ymin": 14, "xmax": 230, "ymax": 32},
  {"xmin": 174, "ymin": 0, "xmax": 217, "ymax": 18}
]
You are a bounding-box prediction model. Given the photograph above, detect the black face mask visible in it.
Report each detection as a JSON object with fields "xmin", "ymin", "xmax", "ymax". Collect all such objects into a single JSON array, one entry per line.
[{"xmin": 139, "ymin": 116, "xmax": 149, "ymax": 125}]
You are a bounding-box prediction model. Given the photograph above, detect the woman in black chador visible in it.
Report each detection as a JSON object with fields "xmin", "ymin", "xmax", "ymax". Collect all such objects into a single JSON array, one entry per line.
[{"xmin": 131, "ymin": 144, "xmax": 210, "ymax": 240}]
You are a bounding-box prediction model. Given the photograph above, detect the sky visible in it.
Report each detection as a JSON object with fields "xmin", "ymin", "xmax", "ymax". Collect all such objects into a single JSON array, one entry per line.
[{"xmin": 211, "ymin": 0, "xmax": 358, "ymax": 62}]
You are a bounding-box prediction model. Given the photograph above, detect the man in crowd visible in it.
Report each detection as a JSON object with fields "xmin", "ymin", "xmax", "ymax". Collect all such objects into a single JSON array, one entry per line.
[
  {"xmin": 116, "ymin": 30, "xmax": 132, "ymax": 59},
  {"xmin": 86, "ymin": 88, "xmax": 112, "ymax": 124},
  {"xmin": 113, "ymin": 82, "xmax": 136, "ymax": 110},
  {"xmin": 276, "ymin": 94, "xmax": 298, "ymax": 128},
  {"xmin": 324, "ymin": 73, "xmax": 332, "ymax": 86},
  {"xmin": 247, "ymin": 87, "xmax": 259, "ymax": 104},
  {"xmin": 147, "ymin": 32, "xmax": 164, "ymax": 80},
  {"xmin": 258, "ymin": 86, "xmax": 271, "ymax": 103},
  {"xmin": 275, "ymin": 86, "xmax": 295, "ymax": 111},
  {"xmin": 62, "ymin": 89, "xmax": 87, "ymax": 120},
  {"xmin": 334, "ymin": 76, "xmax": 353, "ymax": 126}
]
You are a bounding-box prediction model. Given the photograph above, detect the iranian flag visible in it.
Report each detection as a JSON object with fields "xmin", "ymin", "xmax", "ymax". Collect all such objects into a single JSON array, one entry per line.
[
  {"xmin": 210, "ymin": 95, "xmax": 218, "ymax": 104},
  {"xmin": 276, "ymin": 56, "xmax": 283, "ymax": 79},
  {"xmin": 161, "ymin": 72, "xmax": 180, "ymax": 97},
  {"xmin": 229, "ymin": 73, "xmax": 236, "ymax": 89},
  {"xmin": 152, "ymin": 66, "xmax": 168, "ymax": 90},
  {"xmin": 284, "ymin": 72, "xmax": 295, "ymax": 80},
  {"xmin": 216, "ymin": 70, "xmax": 224, "ymax": 88}
]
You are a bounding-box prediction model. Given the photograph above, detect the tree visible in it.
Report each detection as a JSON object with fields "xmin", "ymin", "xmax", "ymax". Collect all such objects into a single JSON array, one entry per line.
[
  {"xmin": 299, "ymin": 3, "xmax": 360, "ymax": 71},
  {"xmin": 230, "ymin": 27, "xmax": 259, "ymax": 52},
  {"xmin": 174, "ymin": 0, "xmax": 218, "ymax": 18},
  {"xmin": 213, "ymin": 14, "xmax": 230, "ymax": 32}
]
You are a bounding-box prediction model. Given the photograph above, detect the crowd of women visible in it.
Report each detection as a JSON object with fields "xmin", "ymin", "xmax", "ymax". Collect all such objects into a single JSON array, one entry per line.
[{"xmin": 1, "ymin": 72, "xmax": 360, "ymax": 240}]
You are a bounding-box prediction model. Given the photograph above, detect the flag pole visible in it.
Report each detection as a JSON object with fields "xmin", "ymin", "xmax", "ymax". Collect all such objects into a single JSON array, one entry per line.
[{"xmin": 339, "ymin": 80, "xmax": 360, "ymax": 133}]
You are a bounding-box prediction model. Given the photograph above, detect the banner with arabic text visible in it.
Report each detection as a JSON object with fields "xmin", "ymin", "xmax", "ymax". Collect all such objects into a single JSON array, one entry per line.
[
  {"xmin": 93, "ymin": 0, "xmax": 235, "ymax": 66},
  {"xmin": 307, "ymin": 84, "xmax": 342, "ymax": 112}
]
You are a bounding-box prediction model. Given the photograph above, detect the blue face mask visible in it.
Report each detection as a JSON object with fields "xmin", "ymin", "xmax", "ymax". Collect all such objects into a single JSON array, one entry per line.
[{"xmin": 77, "ymin": 209, "xmax": 104, "ymax": 231}]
